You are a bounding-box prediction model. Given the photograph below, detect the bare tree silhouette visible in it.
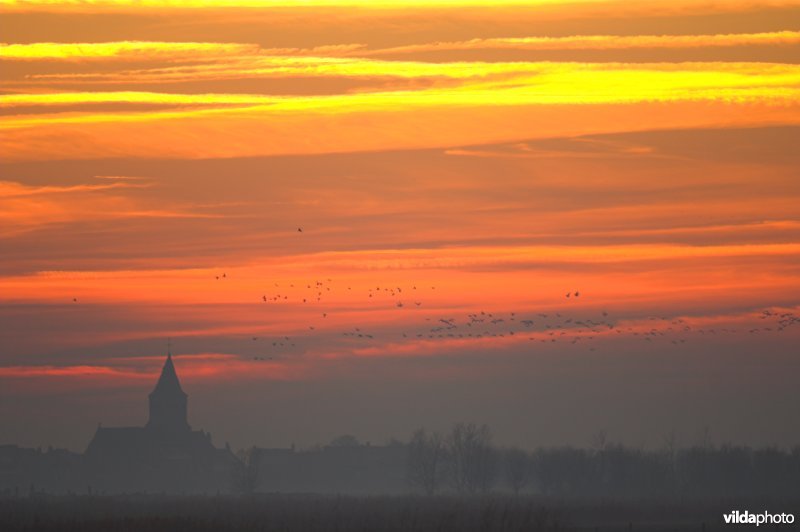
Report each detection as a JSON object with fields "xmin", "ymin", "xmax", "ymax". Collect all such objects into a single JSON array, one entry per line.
[
  {"xmin": 446, "ymin": 423, "xmax": 495, "ymax": 494},
  {"xmin": 234, "ymin": 446, "xmax": 261, "ymax": 495},
  {"xmin": 407, "ymin": 428, "xmax": 445, "ymax": 496},
  {"xmin": 503, "ymin": 448, "xmax": 531, "ymax": 495}
]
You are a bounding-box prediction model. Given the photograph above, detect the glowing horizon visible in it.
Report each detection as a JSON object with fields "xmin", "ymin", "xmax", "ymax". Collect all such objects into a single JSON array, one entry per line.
[{"xmin": 1, "ymin": 0, "xmax": 799, "ymax": 451}]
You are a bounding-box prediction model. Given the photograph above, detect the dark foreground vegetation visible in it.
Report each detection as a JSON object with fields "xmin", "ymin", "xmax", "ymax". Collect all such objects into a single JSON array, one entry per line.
[
  {"xmin": 6, "ymin": 423, "xmax": 800, "ymax": 498},
  {"xmin": 1, "ymin": 494, "xmax": 798, "ymax": 532}
]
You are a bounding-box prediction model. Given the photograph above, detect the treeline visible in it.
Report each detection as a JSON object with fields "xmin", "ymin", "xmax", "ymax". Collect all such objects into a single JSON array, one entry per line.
[
  {"xmin": 407, "ymin": 424, "xmax": 800, "ymax": 497},
  {"xmin": 7, "ymin": 427, "xmax": 799, "ymax": 498}
]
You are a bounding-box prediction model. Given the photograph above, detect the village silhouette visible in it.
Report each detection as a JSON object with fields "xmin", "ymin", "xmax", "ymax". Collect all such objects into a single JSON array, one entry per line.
[{"xmin": 2, "ymin": 350, "xmax": 799, "ymax": 501}]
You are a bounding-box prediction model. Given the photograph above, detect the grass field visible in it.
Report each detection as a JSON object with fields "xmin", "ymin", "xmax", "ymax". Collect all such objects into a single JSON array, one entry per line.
[{"xmin": 2, "ymin": 494, "xmax": 797, "ymax": 531}]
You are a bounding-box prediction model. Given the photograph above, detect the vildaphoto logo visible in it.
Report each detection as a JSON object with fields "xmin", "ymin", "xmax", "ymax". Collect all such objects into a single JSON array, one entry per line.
[{"xmin": 723, "ymin": 511, "xmax": 795, "ymax": 526}]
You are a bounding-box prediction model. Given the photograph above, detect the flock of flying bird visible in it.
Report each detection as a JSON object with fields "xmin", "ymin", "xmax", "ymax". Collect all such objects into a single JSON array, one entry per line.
[
  {"xmin": 68, "ymin": 228, "xmax": 799, "ymax": 361},
  {"xmin": 207, "ymin": 268, "xmax": 800, "ymax": 362}
]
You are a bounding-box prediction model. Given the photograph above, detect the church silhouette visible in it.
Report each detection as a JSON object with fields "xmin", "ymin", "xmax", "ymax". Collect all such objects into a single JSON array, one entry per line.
[
  {"xmin": 1, "ymin": 350, "xmax": 409, "ymax": 495},
  {"xmin": 85, "ymin": 351, "xmax": 238, "ymax": 493}
]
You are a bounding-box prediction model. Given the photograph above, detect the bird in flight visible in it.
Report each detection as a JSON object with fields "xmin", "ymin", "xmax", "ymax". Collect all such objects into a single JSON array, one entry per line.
[{"xmin": 297, "ymin": 227, "xmax": 303, "ymax": 232}]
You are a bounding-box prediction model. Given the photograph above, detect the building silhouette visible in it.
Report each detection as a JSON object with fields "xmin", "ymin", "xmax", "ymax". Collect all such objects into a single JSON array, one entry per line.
[
  {"xmin": 0, "ymin": 350, "xmax": 409, "ymax": 495},
  {"xmin": 84, "ymin": 351, "xmax": 238, "ymax": 493}
]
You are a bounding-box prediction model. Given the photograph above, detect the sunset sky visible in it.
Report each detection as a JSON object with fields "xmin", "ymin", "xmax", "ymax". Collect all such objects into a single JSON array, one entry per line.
[{"xmin": 1, "ymin": 0, "xmax": 799, "ymax": 452}]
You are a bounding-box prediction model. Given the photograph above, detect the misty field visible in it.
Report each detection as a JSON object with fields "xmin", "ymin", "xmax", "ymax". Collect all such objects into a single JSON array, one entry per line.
[{"xmin": 2, "ymin": 494, "xmax": 797, "ymax": 532}]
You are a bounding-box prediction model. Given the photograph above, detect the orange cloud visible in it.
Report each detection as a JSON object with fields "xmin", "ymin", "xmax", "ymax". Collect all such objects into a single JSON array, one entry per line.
[
  {"xmin": 0, "ymin": 354, "xmax": 304, "ymax": 384},
  {"xmin": 3, "ymin": 95, "xmax": 798, "ymax": 162},
  {"xmin": 3, "ymin": 0, "xmax": 797, "ymax": 12},
  {"xmin": 1, "ymin": 241, "xmax": 798, "ymax": 306},
  {"xmin": 0, "ymin": 179, "xmax": 222, "ymax": 237},
  {"xmin": 0, "ymin": 179, "xmax": 149, "ymax": 197},
  {"xmin": 0, "ymin": 364, "xmax": 149, "ymax": 379}
]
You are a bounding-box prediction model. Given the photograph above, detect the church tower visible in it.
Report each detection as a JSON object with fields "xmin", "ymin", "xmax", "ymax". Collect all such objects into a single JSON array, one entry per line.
[{"xmin": 146, "ymin": 350, "xmax": 190, "ymax": 434}]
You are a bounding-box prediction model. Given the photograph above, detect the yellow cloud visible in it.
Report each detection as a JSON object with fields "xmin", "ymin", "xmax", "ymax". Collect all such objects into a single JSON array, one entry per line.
[
  {"xmin": 18, "ymin": 55, "xmax": 533, "ymax": 85},
  {"xmin": 0, "ymin": 91, "xmax": 279, "ymax": 108},
  {"xmin": 1, "ymin": 63, "xmax": 798, "ymax": 161},
  {"xmin": 3, "ymin": 0, "xmax": 799, "ymax": 8},
  {"xmin": 0, "ymin": 41, "xmax": 366, "ymax": 61},
  {"xmin": 0, "ymin": 31, "xmax": 800, "ymax": 65},
  {"xmin": 365, "ymin": 31, "xmax": 800, "ymax": 56},
  {"xmin": 3, "ymin": 62, "xmax": 799, "ymax": 121},
  {"xmin": 0, "ymin": 41, "xmax": 260, "ymax": 60}
]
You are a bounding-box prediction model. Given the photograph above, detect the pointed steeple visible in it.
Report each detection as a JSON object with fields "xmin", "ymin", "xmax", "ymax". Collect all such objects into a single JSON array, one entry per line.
[
  {"xmin": 151, "ymin": 352, "xmax": 185, "ymax": 396},
  {"xmin": 146, "ymin": 347, "xmax": 189, "ymax": 434}
]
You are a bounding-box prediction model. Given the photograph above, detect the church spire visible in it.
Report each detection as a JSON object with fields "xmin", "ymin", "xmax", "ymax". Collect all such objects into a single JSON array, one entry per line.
[
  {"xmin": 151, "ymin": 349, "xmax": 185, "ymax": 396},
  {"xmin": 146, "ymin": 346, "xmax": 189, "ymax": 434}
]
